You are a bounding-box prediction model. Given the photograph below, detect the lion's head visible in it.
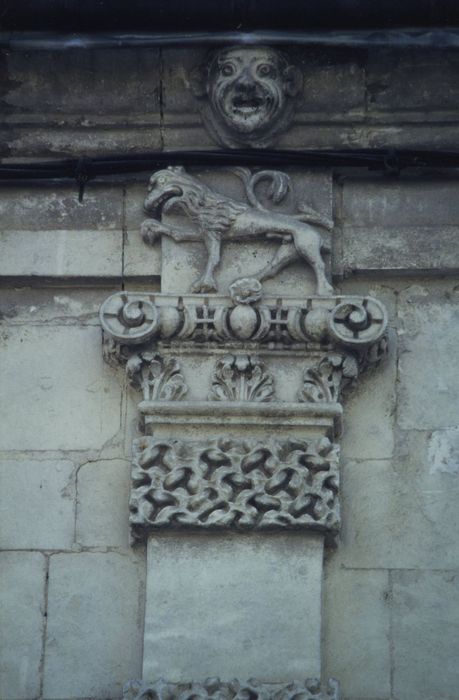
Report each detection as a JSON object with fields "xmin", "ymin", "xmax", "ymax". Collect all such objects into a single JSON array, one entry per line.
[{"xmin": 144, "ymin": 166, "xmax": 208, "ymax": 218}]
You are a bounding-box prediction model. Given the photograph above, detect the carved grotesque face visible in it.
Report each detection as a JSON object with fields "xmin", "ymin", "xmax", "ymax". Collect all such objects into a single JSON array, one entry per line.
[
  {"xmin": 191, "ymin": 46, "xmax": 302, "ymax": 148},
  {"xmin": 209, "ymin": 47, "xmax": 296, "ymax": 135}
]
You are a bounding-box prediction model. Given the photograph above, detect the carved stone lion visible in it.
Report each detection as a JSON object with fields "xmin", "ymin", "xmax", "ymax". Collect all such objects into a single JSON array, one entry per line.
[
  {"xmin": 141, "ymin": 166, "xmax": 333, "ymax": 296},
  {"xmin": 190, "ymin": 46, "xmax": 302, "ymax": 148}
]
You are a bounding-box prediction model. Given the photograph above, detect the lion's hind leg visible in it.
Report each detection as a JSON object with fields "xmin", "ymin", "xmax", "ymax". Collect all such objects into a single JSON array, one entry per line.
[
  {"xmin": 255, "ymin": 241, "xmax": 298, "ymax": 282},
  {"xmin": 291, "ymin": 229, "xmax": 333, "ymax": 296}
]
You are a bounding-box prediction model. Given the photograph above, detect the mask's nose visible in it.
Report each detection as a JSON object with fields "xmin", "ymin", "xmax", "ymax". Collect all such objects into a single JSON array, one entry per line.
[{"xmin": 234, "ymin": 68, "xmax": 255, "ymax": 92}]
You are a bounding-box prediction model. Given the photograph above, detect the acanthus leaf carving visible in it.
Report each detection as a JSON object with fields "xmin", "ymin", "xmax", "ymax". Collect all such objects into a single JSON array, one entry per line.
[
  {"xmin": 298, "ymin": 353, "xmax": 359, "ymax": 403},
  {"xmin": 209, "ymin": 354, "xmax": 274, "ymax": 402},
  {"xmin": 126, "ymin": 352, "xmax": 188, "ymax": 401}
]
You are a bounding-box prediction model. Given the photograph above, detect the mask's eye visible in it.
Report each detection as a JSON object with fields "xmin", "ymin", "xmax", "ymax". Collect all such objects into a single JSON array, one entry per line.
[
  {"xmin": 221, "ymin": 63, "xmax": 235, "ymax": 77},
  {"xmin": 158, "ymin": 177, "xmax": 165, "ymax": 185},
  {"xmin": 257, "ymin": 63, "xmax": 275, "ymax": 78}
]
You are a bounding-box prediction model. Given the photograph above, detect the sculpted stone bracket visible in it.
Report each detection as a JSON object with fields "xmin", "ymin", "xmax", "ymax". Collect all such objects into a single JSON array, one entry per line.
[
  {"xmin": 123, "ymin": 679, "xmax": 340, "ymax": 700},
  {"xmin": 100, "ymin": 284, "xmax": 388, "ymax": 544}
]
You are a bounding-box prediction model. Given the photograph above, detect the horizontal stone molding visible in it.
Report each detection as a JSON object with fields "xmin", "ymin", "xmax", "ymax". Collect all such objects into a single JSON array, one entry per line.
[
  {"xmin": 139, "ymin": 400, "xmax": 343, "ymax": 437},
  {"xmin": 100, "ymin": 291, "xmax": 387, "ymax": 349},
  {"xmin": 130, "ymin": 435, "xmax": 339, "ymax": 541},
  {"xmin": 123, "ymin": 678, "xmax": 340, "ymax": 700}
]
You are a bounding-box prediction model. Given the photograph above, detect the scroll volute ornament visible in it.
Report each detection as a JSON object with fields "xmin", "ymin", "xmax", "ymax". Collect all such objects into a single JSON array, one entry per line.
[{"xmin": 189, "ymin": 46, "xmax": 303, "ymax": 148}]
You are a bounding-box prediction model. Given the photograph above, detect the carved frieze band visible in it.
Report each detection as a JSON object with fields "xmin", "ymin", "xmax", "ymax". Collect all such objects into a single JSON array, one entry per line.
[
  {"xmin": 129, "ymin": 435, "xmax": 339, "ymax": 542},
  {"xmin": 100, "ymin": 291, "xmax": 387, "ymax": 349},
  {"xmin": 123, "ymin": 678, "xmax": 340, "ymax": 700}
]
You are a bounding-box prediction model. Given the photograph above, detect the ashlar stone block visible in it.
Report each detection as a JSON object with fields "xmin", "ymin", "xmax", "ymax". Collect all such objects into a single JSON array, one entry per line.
[
  {"xmin": 0, "ymin": 325, "xmax": 122, "ymax": 451},
  {"xmin": 0, "ymin": 459, "xmax": 76, "ymax": 549},
  {"xmin": 323, "ymin": 564, "xmax": 390, "ymax": 698},
  {"xmin": 143, "ymin": 533, "xmax": 323, "ymax": 682},
  {"xmin": 392, "ymin": 570, "xmax": 459, "ymax": 700},
  {"xmin": 341, "ymin": 179, "xmax": 459, "ymax": 274},
  {"xmin": 337, "ymin": 431, "xmax": 459, "ymax": 569},
  {"xmin": 0, "ymin": 552, "xmax": 46, "ymax": 700},
  {"xmin": 76, "ymin": 458, "xmax": 131, "ymax": 548},
  {"xmin": 0, "ymin": 229, "xmax": 123, "ymax": 279},
  {"xmin": 397, "ymin": 285, "xmax": 459, "ymax": 429},
  {"xmin": 0, "ymin": 185, "xmax": 123, "ymax": 231},
  {"xmin": 43, "ymin": 551, "xmax": 145, "ymax": 700}
]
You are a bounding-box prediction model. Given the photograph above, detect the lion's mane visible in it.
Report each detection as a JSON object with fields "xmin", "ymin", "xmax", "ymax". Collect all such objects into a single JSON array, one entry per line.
[{"xmin": 175, "ymin": 186, "xmax": 246, "ymax": 236}]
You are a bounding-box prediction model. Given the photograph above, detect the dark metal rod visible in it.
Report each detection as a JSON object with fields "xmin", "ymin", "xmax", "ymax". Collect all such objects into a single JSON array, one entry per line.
[
  {"xmin": 3, "ymin": 29, "xmax": 459, "ymax": 51},
  {"xmin": 1, "ymin": 150, "xmax": 459, "ymax": 186}
]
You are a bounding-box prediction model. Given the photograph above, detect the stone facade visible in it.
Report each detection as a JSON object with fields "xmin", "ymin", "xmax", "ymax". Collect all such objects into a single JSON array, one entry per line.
[{"xmin": 1, "ymin": 44, "xmax": 459, "ymax": 700}]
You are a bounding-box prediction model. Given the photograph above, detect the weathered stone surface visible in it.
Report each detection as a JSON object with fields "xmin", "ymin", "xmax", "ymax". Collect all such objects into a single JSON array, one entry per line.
[
  {"xmin": 340, "ymin": 327, "xmax": 396, "ymax": 460},
  {"xmin": 0, "ymin": 325, "xmax": 122, "ymax": 451},
  {"xmin": 397, "ymin": 284, "xmax": 459, "ymax": 429},
  {"xmin": 0, "ymin": 287, "xmax": 119, "ymax": 325},
  {"xmin": 144, "ymin": 533, "xmax": 323, "ymax": 681},
  {"xmin": 366, "ymin": 122, "xmax": 459, "ymax": 149},
  {"xmin": 392, "ymin": 570, "xmax": 459, "ymax": 700},
  {"xmin": 0, "ymin": 459, "xmax": 76, "ymax": 549},
  {"xmin": 0, "ymin": 229, "xmax": 122, "ymax": 278},
  {"xmin": 124, "ymin": 229, "xmax": 162, "ymax": 279},
  {"xmin": 43, "ymin": 551, "xmax": 145, "ymax": 699},
  {"xmin": 338, "ymin": 432, "xmax": 459, "ymax": 569},
  {"xmin": 294, "ymin": 48, "xmax": 365, "ymax": 116},
  {"xmin": 0, "ymin": 185, "xmax": 123, "ymax": 231},
  {"xmin": 130, "ymin": 436, "xmax": 339, "ymax": 540},
  {"xmin": 3, "ymin": 50, "xmax": 161, "ymax": 116},
  {"xmin": 76, "ymin": 458, "xmax": 131, "ymax": 548},
  {"xmin": 341, "ymin": 179, "xmax": 459, "ymax": 274},
  {"xmin": 323, "ymin": 564, "xmax": 390, "ymax": 698},
  {"xmin": 1, "ymin": 126, "xmax": 162, "ymax": 157},
  {"xmin": 124, "ymin": 678, "xmax": 340, "ymax": 700},
  {"xmin": 428, "ymin": 426, "xmax": 459, "ymax": 475},
  {"xmin": 124, "ymin": 182, "xmax": 162, "ymax": 279},
  {"xmin": 367, "ymin": 49, "xmax": 459, "ymax": 113},
  {"xmin": 0, "ymin": 552, "xmax": 46, "ymax": 700},
  {"xmin": 1, "ymin": 49, "xmax": 161, "ymax": 155}
]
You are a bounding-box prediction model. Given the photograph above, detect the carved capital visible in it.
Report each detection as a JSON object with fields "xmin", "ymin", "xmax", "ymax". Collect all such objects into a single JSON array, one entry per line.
[
  {"xmin": 123, "ymin": 679, "xmax": 340, "ymax": 700},
  {"xmin": 100, "ymin": 292, "xmax": 387, "ymax": 350}
]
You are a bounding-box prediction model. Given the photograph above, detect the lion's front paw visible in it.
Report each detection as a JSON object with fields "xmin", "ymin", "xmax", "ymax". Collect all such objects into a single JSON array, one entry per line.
[
  {"xmin": 141, "ymin": 218, "xmax": 170, "ymax": 245},
  {"xmin": 316, "ymin": 279, "xmax": 334, "ymax": 296},
  {"xmin": 190, "ymin": 276, "xmax": 218, "ymax": 294}
]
